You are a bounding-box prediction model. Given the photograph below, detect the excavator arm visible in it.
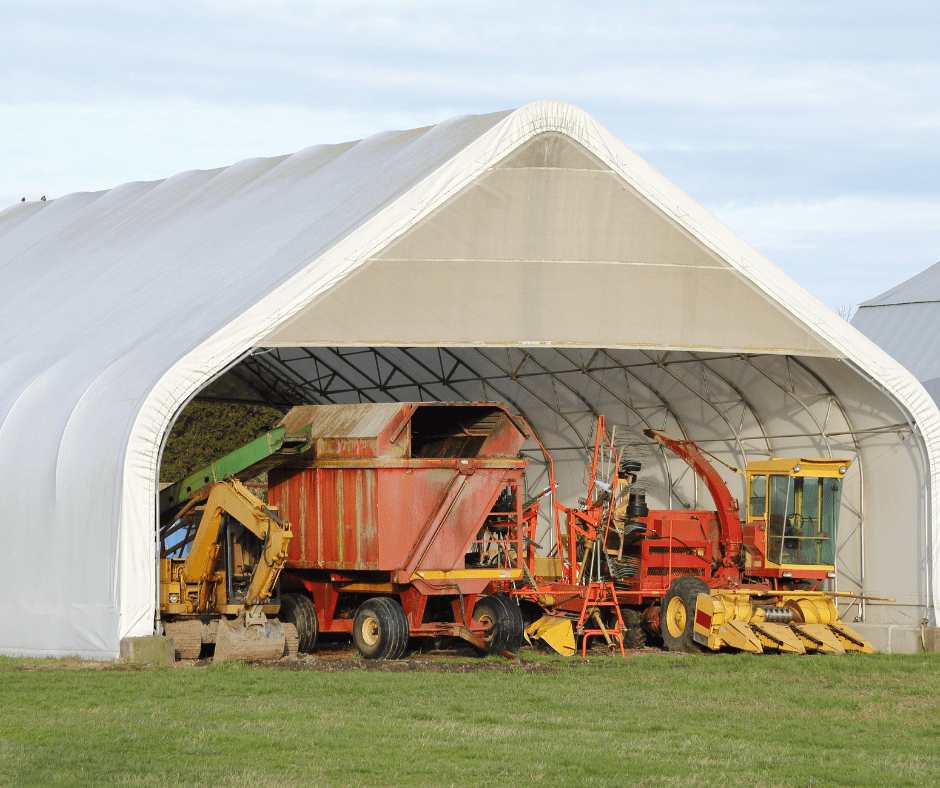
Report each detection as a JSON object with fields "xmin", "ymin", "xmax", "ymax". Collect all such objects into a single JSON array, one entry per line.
[
  {"xmin": 160, "ymin": 478, "xmax": 295, "ymax": 663},
  {"xmin": 180, "ymin": 478, "xmax": 292, "ymax": 611}
]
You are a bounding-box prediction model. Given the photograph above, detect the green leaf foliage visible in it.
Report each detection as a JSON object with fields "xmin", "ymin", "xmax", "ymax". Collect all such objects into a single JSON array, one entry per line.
[{"xmin": 160, "ymin": 401, "xmax": 284, "ymax": 483}]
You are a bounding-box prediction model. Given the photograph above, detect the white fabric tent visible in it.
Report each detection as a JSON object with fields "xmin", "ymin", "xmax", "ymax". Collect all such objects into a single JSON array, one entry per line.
[{"xmin": 1, "ymin": 101, "xmax": 937, "ymax": 658}]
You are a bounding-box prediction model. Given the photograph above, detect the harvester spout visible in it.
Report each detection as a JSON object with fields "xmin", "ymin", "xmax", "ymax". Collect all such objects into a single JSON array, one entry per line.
[{"xmin": 643, "ymin": 429, "xmax": 744, "ymax": 579}]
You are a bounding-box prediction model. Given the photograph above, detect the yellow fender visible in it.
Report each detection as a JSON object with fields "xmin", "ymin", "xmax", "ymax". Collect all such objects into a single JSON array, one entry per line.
[{"xmin": 525, "ymin": 615, "xmax": 576, "ymax": 656}]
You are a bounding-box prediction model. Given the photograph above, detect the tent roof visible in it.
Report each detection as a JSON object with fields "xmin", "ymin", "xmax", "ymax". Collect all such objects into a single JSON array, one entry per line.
[{"xmin": 2, "ymin": 100, "xmax": 938, "ymax": 657}]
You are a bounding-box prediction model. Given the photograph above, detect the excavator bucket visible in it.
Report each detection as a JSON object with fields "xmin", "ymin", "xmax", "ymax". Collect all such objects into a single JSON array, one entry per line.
[
  {"xmin": 525, "ymin": 615, "xmax": 576, "ymax": 656},
  {"xmin": 214, "ymin": 610, "xmax": 288, "ymax": 663}
]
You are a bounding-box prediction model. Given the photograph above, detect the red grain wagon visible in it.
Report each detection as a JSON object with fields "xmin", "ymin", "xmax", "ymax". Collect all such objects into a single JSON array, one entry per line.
[{"xmin": 268, "ymin": 402, "xmax": 529, "ymax": 658}]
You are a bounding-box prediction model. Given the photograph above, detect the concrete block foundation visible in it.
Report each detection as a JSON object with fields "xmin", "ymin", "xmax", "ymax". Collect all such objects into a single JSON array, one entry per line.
[
  {"xmin": 119, "ymin": 636, "xmax": 175, "ymax": 667},
  {"xmin": 851, "ymin": 624, "xmax": 940, "ymax": 654}
]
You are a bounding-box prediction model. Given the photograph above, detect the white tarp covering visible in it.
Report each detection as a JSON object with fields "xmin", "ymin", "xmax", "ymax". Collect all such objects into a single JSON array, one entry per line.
[{"xmin": 1, "ymin": 101, "xmax": 938, "ymax": 657}]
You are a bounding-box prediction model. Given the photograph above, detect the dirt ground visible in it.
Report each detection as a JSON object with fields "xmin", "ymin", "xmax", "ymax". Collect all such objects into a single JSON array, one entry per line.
[
  {"xmin": 185, "ymin": 639, "xmax": 664, "ymax": 673},
  {"xmin": 6, "ymin": 639, "xmax": 667, "ymax": 672}
]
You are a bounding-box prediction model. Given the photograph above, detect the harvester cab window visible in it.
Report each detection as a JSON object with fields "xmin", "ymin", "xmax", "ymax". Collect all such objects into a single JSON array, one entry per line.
[
  {"xmin": 818, "ymin": 478, "xmax": 843, "ymax": 566},
  {"xmin": 749, "ymin": 475, "xmax": 766, "ymax": 518},
  {"xmin": 766, "ymin": 475, "xmax": 791, "ymax": 564},
  {"xmin": 766, "ymin": 474, "xmax": 839, "ymax": 567}
]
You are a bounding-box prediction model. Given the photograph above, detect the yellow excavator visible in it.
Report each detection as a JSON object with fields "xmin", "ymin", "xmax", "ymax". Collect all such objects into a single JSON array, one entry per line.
[{"xmin": 159, "ymin": 478, "xmax": 296, "ymax": 662}]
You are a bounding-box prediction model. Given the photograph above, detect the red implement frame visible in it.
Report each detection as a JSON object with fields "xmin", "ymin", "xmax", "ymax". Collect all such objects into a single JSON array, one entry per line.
[{"xmin": 493, "ymin": 416, "xmax": 629, "ymax": 655}]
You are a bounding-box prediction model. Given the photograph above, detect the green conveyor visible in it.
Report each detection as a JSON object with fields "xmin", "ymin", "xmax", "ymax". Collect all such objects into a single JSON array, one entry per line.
[{"xmin": 159, "ymin": 425, "xmax": 313, "ymax": 523}]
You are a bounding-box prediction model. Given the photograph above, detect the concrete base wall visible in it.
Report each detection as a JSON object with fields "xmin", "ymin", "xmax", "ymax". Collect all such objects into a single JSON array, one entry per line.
[
  {"xmin": 851, "ymin": 624, "xmax": 940, "ymax": 654},
  {"xmin": 119, "ymin": 636, "xmax": 175, "ymax": 667}
]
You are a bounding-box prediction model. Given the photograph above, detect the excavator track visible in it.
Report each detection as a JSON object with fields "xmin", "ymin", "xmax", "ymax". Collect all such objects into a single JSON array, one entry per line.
[{"xmin": 163, "ymin": 620, "xmax": 203, "ymax": 661}]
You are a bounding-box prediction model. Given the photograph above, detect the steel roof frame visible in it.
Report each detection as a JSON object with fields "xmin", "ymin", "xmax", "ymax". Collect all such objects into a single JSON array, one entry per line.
[{"xmin": 205, "ymin": 344, "xmax": 876, "ymax": 608}]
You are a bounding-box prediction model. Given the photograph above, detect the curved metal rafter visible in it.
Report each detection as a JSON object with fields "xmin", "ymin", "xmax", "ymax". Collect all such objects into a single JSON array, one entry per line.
[
  {"xmin": 551, "ymin": 347, "xmax": 686, "ymax": 506},
  {"xmin": 472, "ymin": 348, "xmax": 599, "ymax": 455}
]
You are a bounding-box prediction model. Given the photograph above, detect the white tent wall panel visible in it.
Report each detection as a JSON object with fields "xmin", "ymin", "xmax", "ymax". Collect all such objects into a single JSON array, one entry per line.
[
  {"xmin": 853, "ymin": 300, "xmax": 940, "ymax": 410},
  {"xmin": 266, "ymin": 133, "xmax": 836, "ymax": 355},
  {"xmin": 852, "ymin": 261, "xmax": 940, "ymax": 389},
  {"xmin": 854, "ymin": 303, "xmax": 940, "ymax": 383},
  {"xmin": 851, "ymin": 432, "xmax": 926, "ymax": 625}
]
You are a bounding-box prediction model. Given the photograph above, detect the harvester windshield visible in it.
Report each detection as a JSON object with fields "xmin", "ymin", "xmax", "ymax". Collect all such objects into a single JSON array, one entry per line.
[{"xmin": 747, "ymin": 458, "xmax": 849, "ymax": 569}]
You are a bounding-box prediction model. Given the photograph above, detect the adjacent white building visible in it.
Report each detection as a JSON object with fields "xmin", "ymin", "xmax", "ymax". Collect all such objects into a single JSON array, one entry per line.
[{"xmin": 853, "ymin": 261, "xmax": 940, "ymax": 402}]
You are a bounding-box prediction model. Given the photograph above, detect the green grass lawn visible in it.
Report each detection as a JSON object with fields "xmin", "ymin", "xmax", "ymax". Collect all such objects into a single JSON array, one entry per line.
[{"xmin": 2, "ymin": 651, "xmax": 939, "ymax": 787}]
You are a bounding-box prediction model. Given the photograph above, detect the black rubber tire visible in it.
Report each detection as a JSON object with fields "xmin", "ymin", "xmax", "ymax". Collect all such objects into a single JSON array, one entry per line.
[
  {"xmin": 473, "ymin": 595, "xmax": 525, "ymax": 654},
  {"xmin": 352, "ymin": 597, "xmax": 410, "ymax": 660},
  {"xmin": 278, "ymin": 593, "xmax": 319, "ymax": 653},
  {"xmin": 660, "ymin": 576, "xmax": 709, "ymax": 653},
  {"xmin": 620, "ymin": 607, "xmax": 647, "ymax": 650}
]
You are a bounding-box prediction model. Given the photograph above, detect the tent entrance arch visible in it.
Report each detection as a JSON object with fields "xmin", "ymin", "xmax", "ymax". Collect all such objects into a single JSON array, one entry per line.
[{"xmin": 190, "ymin": 342, "xmax": 920, "ymax": 626}]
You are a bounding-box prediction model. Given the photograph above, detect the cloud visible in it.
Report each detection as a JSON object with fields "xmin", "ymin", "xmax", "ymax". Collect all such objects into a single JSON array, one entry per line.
[
  {"xmin": 2, "ymin": 1, "xmax": 938, "ymax": 311},
  {"xmin": 712, "ymin": 195, "xmax": 940, "ymax": 308}
]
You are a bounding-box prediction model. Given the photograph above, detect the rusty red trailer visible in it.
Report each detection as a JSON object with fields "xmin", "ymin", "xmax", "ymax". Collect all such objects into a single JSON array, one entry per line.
[{"xmin": 268, "ymin": 402, "xmax": 530, "ymax": 658}]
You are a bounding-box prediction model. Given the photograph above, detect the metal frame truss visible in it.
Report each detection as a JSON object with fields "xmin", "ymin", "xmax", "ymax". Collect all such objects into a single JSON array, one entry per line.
[{"xmin": 197, "ymin": 344, "xmax": 914, "ymax": 613}]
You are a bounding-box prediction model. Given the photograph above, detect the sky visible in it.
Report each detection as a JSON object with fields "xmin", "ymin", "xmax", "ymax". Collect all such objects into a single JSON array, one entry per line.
[{"xmin": 2, "ymin": 0, "xmax": 938, "ymax": 313}]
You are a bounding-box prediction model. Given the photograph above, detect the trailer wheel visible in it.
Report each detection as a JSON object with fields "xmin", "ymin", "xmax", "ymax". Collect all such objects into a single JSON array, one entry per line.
[
  {"xmin": 353, "ymin": 598, "xmax": 409, "ymax": 660},
  {"xmin": 660, "ymin": 577, "xmax": 708, "ymax": 653},
  {"xmin": 473, "ymin": 595, "xmax": 524, "ymax": 654},
  {"xmin": 279, "ymin": 593, "xmax": 319, "ymax": 653},
  {"xmin": 621, "ymin": 608, "xmax": 647, "ymax": 650}
]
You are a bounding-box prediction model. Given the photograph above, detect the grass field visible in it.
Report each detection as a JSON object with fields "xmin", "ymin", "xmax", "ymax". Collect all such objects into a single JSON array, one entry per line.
[{"xmin": 2, "ymin": 651, "xmax": 939, "ymax": 787}]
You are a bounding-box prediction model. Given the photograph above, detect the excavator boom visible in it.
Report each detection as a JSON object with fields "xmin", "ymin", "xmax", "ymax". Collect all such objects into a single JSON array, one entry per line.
[{"xmin": 181, "ymin": 479, "xmax": 291, "ymax": 610}]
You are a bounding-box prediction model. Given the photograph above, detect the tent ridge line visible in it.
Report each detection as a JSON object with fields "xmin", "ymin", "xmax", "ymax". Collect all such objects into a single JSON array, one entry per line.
[
  {"xmin": 260, "ymin": 339, "xmax": 843, "ymax": 356},
  {"xmin": 857, "ymin": 300, "xmax": 940, "ymax": 309}
]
